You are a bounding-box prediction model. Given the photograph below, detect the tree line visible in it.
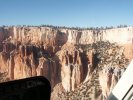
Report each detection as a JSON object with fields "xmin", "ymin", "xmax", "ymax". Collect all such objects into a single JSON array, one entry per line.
[{"xmin": 0, "ymin": 24, "xmax": 130, "ymax": 30}]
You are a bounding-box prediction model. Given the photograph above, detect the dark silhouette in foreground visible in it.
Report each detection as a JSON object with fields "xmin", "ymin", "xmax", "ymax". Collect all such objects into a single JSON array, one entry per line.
[{"xmin": 0, "ymin": 76, "xmax": 51, "ymax": 100}]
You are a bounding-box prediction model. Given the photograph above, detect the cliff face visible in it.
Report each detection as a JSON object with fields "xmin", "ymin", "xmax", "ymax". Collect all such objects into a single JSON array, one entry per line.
[
  {"xmin": 0, "ymin": 26, "xmax": 132, "ymax": 100},
  {"xmin": 60, "ymin": 27, "xmax": 133, "ymax": 60},
  {"xmin": 62, "ymin": 27, "xmax": 133, "ymax": 60},
  {"xmin": 56, "ymin": 41, "xmax": 129, "ymax": 100},
  {"xmin": 1, "ymin": 26, "xmax": 133, "ymax": 44},
  {"xmin": 0, "ymin": 45, "xmax": 62, "ymax": 89},
  {"xmin": 65, "ymin": 27, "xmax": 133, "ymax": 44},
  {"xmin": 58, "ymin": 44, "xmax": 84, "ymax": 91}
]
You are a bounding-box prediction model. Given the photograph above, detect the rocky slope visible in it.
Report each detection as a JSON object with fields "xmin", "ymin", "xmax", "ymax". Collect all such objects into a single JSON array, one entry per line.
[
  {"xmin": 0, "ymin": 26, "xmax": 132, "ymax": 100},
  {"xmin": 56, "ymin": 41, "xmax": 128, "ymax": 100}
]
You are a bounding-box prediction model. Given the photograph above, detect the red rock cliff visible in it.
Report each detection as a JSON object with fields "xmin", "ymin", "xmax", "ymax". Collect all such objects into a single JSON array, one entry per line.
[{"xmin": 0, "ymin": 26, "xmax": 132, "ymax": 100}]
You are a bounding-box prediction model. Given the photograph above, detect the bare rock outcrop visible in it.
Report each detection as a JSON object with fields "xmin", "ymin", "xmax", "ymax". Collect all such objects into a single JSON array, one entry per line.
[
  {"xmin": 13, "ymin": 44, "xmax": 60, "ymax": 88},
  {"xmin": 99, "ymin": 66, "xmax": 126, "ymax": 99},
  {"xmin": 58, "ymin": 41, "xmax": 129, "ymax": 100},
  {"xmin": 57, "ymin": 44, "xmax": 84, "ymax": 92},
  {"xmin": 0, "ymin": 40, "xmax": 61, "ymax": 89},
  {"xmin": 51, "ymin": 83, "xmax": 66, "ymax": 100}
]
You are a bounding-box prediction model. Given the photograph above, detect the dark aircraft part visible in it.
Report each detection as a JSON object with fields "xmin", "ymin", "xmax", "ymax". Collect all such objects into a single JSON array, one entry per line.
[{"xmin": 0, "ymin": 76, "xmax": 51, "ymax": 100}]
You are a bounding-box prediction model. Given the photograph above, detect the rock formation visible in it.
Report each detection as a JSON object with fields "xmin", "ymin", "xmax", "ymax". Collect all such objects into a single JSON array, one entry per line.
[
  {"xmin": 58, "ymin": 44, "xmax": 84, "ymax": 91},
  {"xmin": 0, "ymin": 26, "xmax": 132, "ymax": 100},
  {"xmin": 57, "ymin": 41, "xmax": 129, "ymax": 100}
]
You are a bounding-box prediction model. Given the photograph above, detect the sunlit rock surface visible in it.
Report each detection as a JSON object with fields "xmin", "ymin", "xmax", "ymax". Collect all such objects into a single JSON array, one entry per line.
[{"xmin": 0, "ymin": 26, "xmax": 132, "ymax": 100}]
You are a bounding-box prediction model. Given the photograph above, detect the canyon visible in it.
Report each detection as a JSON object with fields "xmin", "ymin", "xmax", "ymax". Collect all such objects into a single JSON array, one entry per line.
[{"xmin": 0, "ymin": 26, "xmax": 133, "ymax": 100}]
